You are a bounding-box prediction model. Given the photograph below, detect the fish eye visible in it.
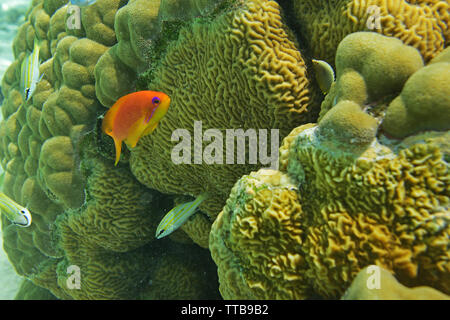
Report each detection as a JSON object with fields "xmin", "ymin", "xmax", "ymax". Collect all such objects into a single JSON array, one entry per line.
[
  {"xmin": 20, "ymin": 209, "xmax": 26, "ymax": 214},
  {"xmin": 152, "ymin": 97, "xmax": 160, "ymax": 105}
]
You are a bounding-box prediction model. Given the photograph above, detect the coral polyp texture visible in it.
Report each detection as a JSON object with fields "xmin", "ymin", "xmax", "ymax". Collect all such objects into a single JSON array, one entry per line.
[
  {"xmin": 210, "ymin": 32, "xmax": 449, "ymax": 299},
  {"xmin": 0, "ymin": 0, "xmax": 448, "ymax": 300},
  {"xmin": 130, "ymin": 0, "xmax": 321, "ymax": 219},
  {"xmin": 0, "ymin": 0, "xmax": 221, "ymax": 299},
  {"xmin": 291, "ymin": 0, "xmax": 449, "ymax": 65}
]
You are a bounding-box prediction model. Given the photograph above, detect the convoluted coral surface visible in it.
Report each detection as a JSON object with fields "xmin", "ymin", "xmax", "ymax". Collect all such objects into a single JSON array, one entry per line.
[
  {"xmin": 130, "ymin": 0, "xmax": 322, "ymax": 219},
  {"xmin": 210, "ymin": 32, "xmax": 449, "ymax": 299},
  {"xmin": 0, "ymin": 0, "xmax": 221, "ymax": 299},
  {"xmin": 291, "ymin": 0, "xmax": 449, "ymax": 65},
  {"xmin": 0, "ymin": 0, "xmax": 448, "ymax": 301}
]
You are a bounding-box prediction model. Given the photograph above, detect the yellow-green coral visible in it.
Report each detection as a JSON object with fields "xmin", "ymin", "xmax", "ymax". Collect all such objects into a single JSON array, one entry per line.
[
  {"xmin": 210, "ymin": 31, "xmax": 449, "ymax": 299},
  {"xmin": 210, "ymin": 169, "xmax": 309, "ymax": 299},
  {"xmin": 334, "ymin": 32, "xmax": 424, "ymax": 105},
  {"xmin": 14, "ymin": 279, "xmax": 58, "ymax": 300},
  {"xmin": 130, "ymin": 0, "xmax": 321, "ymax": 219},
  {"xmin": 317, "ymin": 100, "xmax": 378, "ymax": 153},
  {"xmin": 0, "ymin": 0, "xmax": 140, "ymax": 298},
  {"xmin": 342, "ymin": 266, "xmax": 450, "ymax": 300},
  {"xmin": 0, "ymin": 0, "xmax": 231, "ymax": 299},
  {"xmin": 292, "ymin": 0, "xmax": 449, "ymax": 64},
  {"xmin": 382, "ymin": 57, "xmax": 450, "ymax": 138},
  {"xmin": 211, "ymin": 126, "xmax": 449, "ymax": 299}
]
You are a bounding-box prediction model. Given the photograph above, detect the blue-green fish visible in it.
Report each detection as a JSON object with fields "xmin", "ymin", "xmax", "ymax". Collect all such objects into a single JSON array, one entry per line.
[
  {"xmin": 69, "ymin": 0, "xmax": 97, "ymax": 6},
  {"xmin": 20, "ymin": 39, "xmax": 43, "ymax": 101},
  {"xmin": 0, "ymin": 192, "xmax": 32, "ymax": 227},
  {"xmin": 156, "ymin": 193, "xmax": 208, "ymax": 239}
]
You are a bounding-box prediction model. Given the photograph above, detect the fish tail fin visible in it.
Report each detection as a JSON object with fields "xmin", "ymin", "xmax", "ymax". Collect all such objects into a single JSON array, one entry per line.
[
  {"xmin": 155, "ymin": 193, "xmax": 209, "ymax": 239},
  {"xmin": 113, "ymin": 137, "xmax": 122, "ymax": 166}
]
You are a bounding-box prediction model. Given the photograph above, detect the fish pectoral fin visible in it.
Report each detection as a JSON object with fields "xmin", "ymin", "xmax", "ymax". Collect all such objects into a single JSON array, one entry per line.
[
  {"xmin": 124, "ymin": 129, "xmax": 143, "ymax": 149},
  {"xmin": 142, "ymin": 122, "xmax": 159, "ymax": 137}
]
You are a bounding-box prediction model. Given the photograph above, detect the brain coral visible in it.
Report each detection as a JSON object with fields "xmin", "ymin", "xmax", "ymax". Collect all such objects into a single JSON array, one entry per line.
[
  {"xmin": 0, "ymin": 0, "xmax": 225, "ymax": 300},
  {"xmin": 342, "ymin": 265, "xmax": 450, "ymax": 300},
  {"xmin": 210, "ymin": 123, "xmax": 450, "ymax": 299},
  {"xmin": 290, "ymin": 0, "xmax": 449, "ymax": 64},
  {"xmin": 130, "ymin": 0, "xmax": 322, "ymax": 220},
  {"xmin": 0, "ymin": 0, "xmax": 113, "ymax": 297},
  {"xmin": 210, "ymin": 32, "xmax": 449, "ymax": 300}
]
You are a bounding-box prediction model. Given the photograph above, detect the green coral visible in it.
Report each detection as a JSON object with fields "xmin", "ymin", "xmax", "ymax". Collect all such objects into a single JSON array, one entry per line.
[
  {"xmin": 334, "ymin": 32, "xmax": 424, "ymax": 106},
  {"xmin": 130, "ymin": 0, "xmax": 321, "ymax": 221},
  {"xmin": 317, "ymin": 100, "xmax": 378, "ymax": 154},
  {"xmin": 382, "ymin": 50, "xmax": 450, "ymax": 138},
  {"xmin": 1, "ymin": 0, "xmax": 225, "ymax": 299},
  {"xmin": 211, "ymin": 122, "xmax": 449, "ymax": 299},
  {"xmin": 14, "ymin": 279, "xmax": 58, "ymax": 300},
  {"xmin": 290, "ymin": 0, "xmax": 449, "ymax": 65},
  {"xmin": 210, "ymin": 32, "xmax": 449, "ymax": 300}
]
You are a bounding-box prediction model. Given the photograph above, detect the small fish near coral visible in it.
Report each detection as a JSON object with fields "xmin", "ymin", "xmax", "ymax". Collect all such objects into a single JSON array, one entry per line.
[
  {"xmin": 312, "ymin": 59, "xmax": 335, "ymax": 94},
  {"xmin": 156, "ymin": 193, "xmax": 208, "ymax": 239},
  {"xmin": 69, "ymin": 0, "xmax": 97, "ymax": 6},
  {"xmin": 0, "ymin": 192, "xmax": 32, "ymax": 227},
  {"xmin": 102, "ymin": 90, "xmax": 171, "ymax": 166},
  {"xmin": 20, "ymin": 39, "xmax": 44, "ymax": 101}
]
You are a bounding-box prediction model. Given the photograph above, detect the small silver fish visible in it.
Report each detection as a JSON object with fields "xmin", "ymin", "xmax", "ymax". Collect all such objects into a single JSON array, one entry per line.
[
  {"xmin": 0, "ymin": 192, "xmax": 32, "ymax": 227},
  {"xmin": 156, "ymin": 193, "xmax": 208, "ymax": 239},
  {"xmin": 69, "ymin": 0, "xmax": 97, "ymax": 7},
  {"xmin": 20, "ymin": 39, "xmax": 43, "ymax": 101}
]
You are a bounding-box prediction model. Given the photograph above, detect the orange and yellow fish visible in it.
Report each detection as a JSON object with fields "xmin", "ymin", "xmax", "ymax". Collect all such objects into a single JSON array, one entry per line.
[{"xmin": 102, "ymin": 90, "xmax": 171, "ymax": 165}]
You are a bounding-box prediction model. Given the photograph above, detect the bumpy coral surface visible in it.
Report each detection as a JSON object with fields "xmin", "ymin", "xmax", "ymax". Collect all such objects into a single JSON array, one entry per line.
[
  {"xmin": 210, "ymin": 32, "xmax": 449, "ymax": 299},
  {"xmin": 1, "ymin": 0, "xmax": 112, "ymax": 297},
  {"xmin": 211, "ymin": 121, "xmax": 450, "ymax": 299},
  {"xmin": 130, "ymin": 0, "xmax": 322, "ymax": 219},
  {"xmin": 1, "ymin": 0, "xmax": 222, "ymax": 299},
  {"xmin": 291, "ymin": 0, "xmax": 449, "ymax": 65},
  {"xmin": 382, "ymin": 49, "xmax": 450, "ymax": 138}
]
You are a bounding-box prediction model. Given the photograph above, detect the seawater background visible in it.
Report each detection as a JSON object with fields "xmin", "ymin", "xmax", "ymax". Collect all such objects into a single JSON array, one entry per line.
[{"xmin": 0, "ymin": 0, "xmax": 31, "ymax": 300}]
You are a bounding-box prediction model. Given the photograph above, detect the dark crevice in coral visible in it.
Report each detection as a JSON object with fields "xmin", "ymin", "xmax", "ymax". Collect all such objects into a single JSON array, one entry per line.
[{"xmin": 275, "ymin": 0, "xmax": 310, "ymax": 55}]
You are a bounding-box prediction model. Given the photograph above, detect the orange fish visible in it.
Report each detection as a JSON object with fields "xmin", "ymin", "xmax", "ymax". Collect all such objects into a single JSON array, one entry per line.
[{"xmin": 102, "ymin": 90, "xmax": 171, "ymax": 165}]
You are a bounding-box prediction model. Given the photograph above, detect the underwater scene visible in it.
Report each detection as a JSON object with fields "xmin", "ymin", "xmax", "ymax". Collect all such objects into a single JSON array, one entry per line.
[{"xmin": 0, "ymin": 0, "xmax": 448, "ymax": 301}]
